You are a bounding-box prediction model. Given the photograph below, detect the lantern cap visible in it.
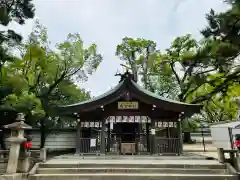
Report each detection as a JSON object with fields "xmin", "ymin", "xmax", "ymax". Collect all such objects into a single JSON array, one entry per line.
[
  {"xmin": 3, "ymin": 113, "xmax": 32, "ymax": 130},
  {"xmin": 16, "ymin": 113, "xmax": 25, "ymax": 121}
]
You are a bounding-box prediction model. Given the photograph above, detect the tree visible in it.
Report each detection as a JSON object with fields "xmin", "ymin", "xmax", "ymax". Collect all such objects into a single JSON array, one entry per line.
[
  {"xmin": 0, "ymin": 0, "xmax": 35, "ymax": 44},
  {"xmin": 1, "ymin": 21, "xmax": 102, "ymax": 147},
  {"xmin": 149, "ymin": 33, "xmax": 240, "ymax": 142},
  {"xmin": 115, "ymin": 37, "xmax": 178, "ymax": 98},
  {"xmin": 0, "ymin": 0, "xmax": 35, "ymax": 111},
  {"xmin": 115, "ymin": 30, "xmax": 240, "ymax": 142},
  {"xmin": 195, "ymin": 0, "xmax": 240, "ymax": 103},
  {"xmin": 116, "ymin": 37, "xmax": 156, "ymax": 84}
]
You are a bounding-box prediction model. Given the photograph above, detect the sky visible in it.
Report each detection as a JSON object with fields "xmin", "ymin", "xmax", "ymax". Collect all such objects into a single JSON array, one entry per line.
[{"xmin": 6, "ymin": 0, "xmax": 228, "ymax": 96}]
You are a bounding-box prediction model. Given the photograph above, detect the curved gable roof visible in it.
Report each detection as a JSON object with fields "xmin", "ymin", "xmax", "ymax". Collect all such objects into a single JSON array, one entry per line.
[{"xmin": 58, "ymin": 77, "xmax": 202, "ymax": 116}]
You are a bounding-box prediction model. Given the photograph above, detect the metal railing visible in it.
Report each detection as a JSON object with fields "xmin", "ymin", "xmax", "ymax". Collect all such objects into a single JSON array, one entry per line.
[
  {"xmin": 135, "ymin": 135, "xmax": 150, "ymax": 154},
  {"xmin": 77, "ymin": 137, "xmax": 181, "ymax": 155},
  {"xmin": 106, "ymin": 136, "xmax": 149, "ymax": 155},
  {"xmin": 155, "ymin": 138, "xmax": 181, "ymax": 155},
  {"xmin": 79, "ymin": 138, "xmax": 101, "ymax": 154},
  {"xmin": 106, "ymin": 138, "xmax": 121, "ymax": 154}
]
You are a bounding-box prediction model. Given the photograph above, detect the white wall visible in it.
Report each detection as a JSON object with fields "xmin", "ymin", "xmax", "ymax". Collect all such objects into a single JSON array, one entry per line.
[
  {"xmin": 30, "ymin": 132, "xmax": 76, "ymax": 150},
  {"xmin": 211, "ymin": 127, "xmax": 232, "ymax": 150},
  {"xmin": 4, "ymin": 131, "xmax": 76, "ymax": 150}
]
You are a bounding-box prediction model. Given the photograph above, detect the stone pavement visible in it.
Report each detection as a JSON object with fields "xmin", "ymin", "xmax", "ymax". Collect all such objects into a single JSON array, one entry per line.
[
  {"xmin": 183, "ymin": 144, "xmax": 216, "ymax": 152},
  {"xmin": 192, "ymin": 136, "xmax": 212, "ymax": 143},
  {"xmin": 192, "ymin": 151, "xmax": 231, "ymax": 159}
]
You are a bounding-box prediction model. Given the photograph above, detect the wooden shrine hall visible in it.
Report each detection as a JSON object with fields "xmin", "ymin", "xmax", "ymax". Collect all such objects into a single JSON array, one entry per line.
[{"xmin": 57, "ymin": 72, "xmax": 202, "ymax": 155}]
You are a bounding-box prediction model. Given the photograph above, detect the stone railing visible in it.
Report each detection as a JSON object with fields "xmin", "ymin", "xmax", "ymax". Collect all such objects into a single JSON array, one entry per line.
[
  {"xmin": 0, "ymin": 150, "xmax": 9, "ymax": 174},
  {"xmin": 0, "ymin": 148, "xmax": 47, "ymax": 175}
]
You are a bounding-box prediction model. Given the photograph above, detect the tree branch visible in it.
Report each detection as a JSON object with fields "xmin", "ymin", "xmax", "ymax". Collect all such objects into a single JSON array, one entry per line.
[
  {"xmin": 222, "ymin": 17, "xmax": 240, "ymax": 41},
  {"xmin": 158, "ymin": 87, "xmax": 171, "ymax": 97},
  {"xmin": 194, "ymin": 68, "xmax": 216, "ymax": 76},
  {"xmin": 169, "ymin": 61, "xmax": 182, "ymax": 90},
  {"xmin": 182, "ymin": 63, "xmax": 194, "ymax": 83},
  {"xmin": 190, "ymin": 69, "xmax": 240, "ymax": 104},
  {"xmin": 46, "ymin": 72, "xmax": 67, "ymax": 96}
]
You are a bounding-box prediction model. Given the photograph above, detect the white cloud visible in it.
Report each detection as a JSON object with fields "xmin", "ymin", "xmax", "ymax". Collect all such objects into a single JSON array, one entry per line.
[{"xmin": 4, "ymin": 0, "xmax": 228, "ymax": 96}]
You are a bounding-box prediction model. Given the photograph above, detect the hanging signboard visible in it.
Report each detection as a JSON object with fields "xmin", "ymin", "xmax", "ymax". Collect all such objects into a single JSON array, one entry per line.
[{"xmin": 118, "ymin": 101, "xmax": 139, "ymax": 110}]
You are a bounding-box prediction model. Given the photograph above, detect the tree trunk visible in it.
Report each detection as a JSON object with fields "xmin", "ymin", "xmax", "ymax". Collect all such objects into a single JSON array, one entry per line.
[
  {"xmin": 0, "ymin": 129, "xmax": 5, "ymax": 150},
  {"xmin": 179, "ymin": 97, "xmax": 194, "ymax": 144},
  {"xmin": 183, "ymin": 132, "xmax": 194, "ymax": 143},
  {"xmin": 40, "ymin": 117, "xmax": 46, "ymax": 148}
]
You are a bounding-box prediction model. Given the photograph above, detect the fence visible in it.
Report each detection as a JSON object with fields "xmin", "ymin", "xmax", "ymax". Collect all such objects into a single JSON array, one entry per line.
[
  {"xmin": 0, "ymin": 150, "xmax": 8, "ymax": 174},
  {"xmin": 0, "ymin": 148, "xmax": 46, "ymax": 175},
  {"xmin": 78, "ymin": 138, "xmax": 100, "ymax": 155},
  {"xmin": 155, "ymin": 138, "xmax": 181, "ymax": 155},
  {"xmin": 76, "ymin": 137, "xmax": 180, "ymax": 155}
]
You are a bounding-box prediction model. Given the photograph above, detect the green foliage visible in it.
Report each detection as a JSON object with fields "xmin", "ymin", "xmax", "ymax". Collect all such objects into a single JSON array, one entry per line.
[
  {"xmin": 0, "ymin": 0, "xmax": 35, "ymax": 44},
  {"xmin": 182, "ymin": 118, "xmax": 200, "ymax": 132},
  {"xmin": 2, "ymin": 92, "xmax": 44, "ymax": 116},
  {"xmin": 199, "ymin": 0, "xmax": 240, "ymax": 97},
  {"xmin": 0, "ymin": 0, "xmax": 35, "ymax": 26},
  {"xmin": 0, "ymin": 0, "xmax": 36, "ymax": 112},
  {"xmin": 115, "ymin": 37, "xmax": 178, "ymax": 97},
  {"xmin": 115, "ymin": 1, "xmax": 240, "ymax": 132},
  {"xmin": 49, "ymin": 79, "xmax": 90, "ymax": 106},
  {"xmin": 1, "ymin": 20, "xmax": 102, "ymax": 128}
]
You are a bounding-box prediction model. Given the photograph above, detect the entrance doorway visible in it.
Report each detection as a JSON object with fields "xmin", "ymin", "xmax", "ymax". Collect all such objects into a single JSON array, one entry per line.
[
  {"xmin": 113, "ymin": 123, "xmax": 139, "ymax": 143},
  {"xmin": 111, "ymin": 123, "xmax": 140, "ymax": 155},
  {"xmin": 120, "ymin": 123, "xmax": 138, "ymax": 143},
  {"xmin": 107, "ymin": 122, "xmax": 150, "ymax": 155}
]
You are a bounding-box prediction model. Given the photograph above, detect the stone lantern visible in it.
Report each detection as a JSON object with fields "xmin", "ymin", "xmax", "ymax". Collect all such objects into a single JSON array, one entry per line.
[{"xmin": 4, "ymin": 113, "xmax": 32, "ymax": 174}]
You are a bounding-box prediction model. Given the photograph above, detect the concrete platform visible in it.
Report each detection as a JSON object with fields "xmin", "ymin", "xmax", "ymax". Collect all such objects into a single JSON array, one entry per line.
[
  {"xmin": 42, "ymin": 155, "xmax": 223, "ymax": 169},
  {"xmin": 30, "ymin": 173, "xmax": 237, "ymax": 180},
  {"xmin": 37, "ymin": 167, "xmax": 229, "ymax": 174}
]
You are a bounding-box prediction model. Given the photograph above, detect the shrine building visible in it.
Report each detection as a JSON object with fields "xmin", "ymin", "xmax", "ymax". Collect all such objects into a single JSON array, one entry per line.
[{"xmin": 57, "ymin": 72, "xmax": 202, "ymax": 155}]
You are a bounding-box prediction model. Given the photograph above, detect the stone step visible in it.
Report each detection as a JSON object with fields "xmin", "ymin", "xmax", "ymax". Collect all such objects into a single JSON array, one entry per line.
[
  {"xmin": 39, "ymin": 163, "xmax": 226, "ymax": 169},
  {"xmin": 36, "ymin": 167, "xmax": 228, "ymax": 174},
  {"xmin": 29, "ymin": 173, "xmax": 238, "ymax": 180}
]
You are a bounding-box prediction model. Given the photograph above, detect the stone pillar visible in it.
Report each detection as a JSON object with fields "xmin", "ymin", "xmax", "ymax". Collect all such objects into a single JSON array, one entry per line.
[
  {"xmin": 40, "ymin": 148, "xmax": 47, "ymax": 162},
  {"xmin": 217, "ymin": 148, "xmax": 225, "ymax": 163},
  {"xmin": 76, "ymin": 119, "xmax": 81, "ymax": 154},
  {"xmin": 100, "ymin": 118, "xmax": 106, "ymax": 155},
  {"xmin": 4, "ymin": 113, "xmax": 32, "ymax": 174},
  {"xmin": 18, "ymin": 151, "xmax": 31, "ymax": 173}
]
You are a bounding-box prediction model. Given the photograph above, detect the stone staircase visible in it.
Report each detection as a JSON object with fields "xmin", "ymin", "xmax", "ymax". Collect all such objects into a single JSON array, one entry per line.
[{"xmin": 29, "ymin": 159, "xmax": 238, "ymax": 180}]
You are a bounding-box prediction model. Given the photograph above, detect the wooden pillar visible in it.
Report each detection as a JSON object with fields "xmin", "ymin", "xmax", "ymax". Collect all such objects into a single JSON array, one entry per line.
[
  {"xmin": 146, "ymin": 123, "xmax": 150, "ymax": 152},
  {"xmin": 100, "ymin": 118, "xmax": 106, "ymax": 155},
  {"xmin": 107, "ymin": 123, "xmax": 110, "ymax": 152},
  {"xmin": 75, "ymin": 121, "xmax": 81, "ymax": 154},
  {"xmin": 135, "ymin": 125, "xmax": 139, "ymax": 154},
  {"xmin": 177, "ymin": 120, "xmax": 183, "ymax": 154},
  {"xmin": 150, "ymin": 119, "xmax": 156, "ymax": 155}
]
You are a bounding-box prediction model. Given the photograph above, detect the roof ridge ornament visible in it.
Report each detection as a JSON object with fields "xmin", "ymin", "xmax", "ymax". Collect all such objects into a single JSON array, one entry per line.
[{"xmin": 115, "ymin": 70, "xmax": 136, "ymax": 83}]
